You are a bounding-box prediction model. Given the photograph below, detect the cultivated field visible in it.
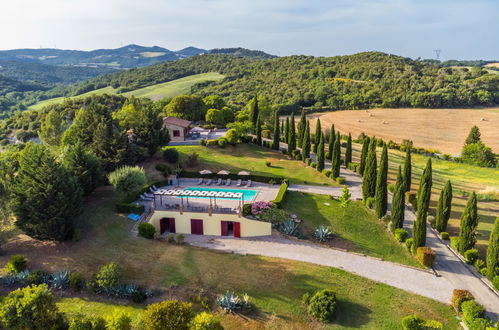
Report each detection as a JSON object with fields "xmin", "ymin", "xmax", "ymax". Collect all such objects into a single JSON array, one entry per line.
[
  {"xmin": 309, "ymin": 108, "xmax": 499, "ymax": 155},
  {"xmin": 28, "ymin": 72, "xmax": 225, "ymax": 110}
]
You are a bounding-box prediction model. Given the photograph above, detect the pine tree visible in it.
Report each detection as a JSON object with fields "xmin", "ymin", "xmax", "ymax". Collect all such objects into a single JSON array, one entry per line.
[
  {"xmin": 328, "ymin": 124, "xmax": 335, "ymax": 161},
  {"xmin": 412, "ymin": 158, "xmax": 432, "ymax": 253},
  {"xmin": 331, "ymin": 132, "xmax": 341, "ymax": 178},
  {"xmin": 297, "ymin": 109, "xmax": 306, "ymax": 147},
  {"xmin": 288, "ymin": 113, "xmax": 296, "ymax": 152},
  {"xmin": 345, "ymin": 133, "xmax": 352, "ymax": 166},
  {"xmin": 403, "ymin": 147, "xmax": 412, "ymax": 192},
  {"xmin": 39, "ymin": 110, "xmax": 67, "ymax": 148},
  {"xmin": 391, "ymin": 166, "xmax": 405, "ymax": 231},
  {"xmin": 359, "ymin": 136, "xmax": 370, "ymax": 175},
  {"xmin": 486, "ymin": 217, "xmax": 499, "ymax": 280},
  {"xmin": 375, "ymin": 144, "xmax": 388, "ymax": 218},
  {"xmin": 362, "ymin": 139, "xmax": 377, "ymax": 200},
  {"xmin": 458, "ymin": 192, "xmax": 478, "ymax": 254},
  {"xmin": 317, "ymin": 133, "xmax": 325, "ymax": 172},
  {"xmin": 256, "ymin": 116, "xmax": 262, "ymax": 146},
  {"xmin": 313, "ymin": 119, "xmax": 321, "ymax": 154},
  {"xmin": 249, "ymin": 96, "xmax": 259, "ymax": 127},
  {"xmin": 465, "ymin": 125, "xmax": 481, "ymax": 145},
  {"xmin": 284, "ymin": 117, "xmax": 290, "ymax": 145},
  {"xmin": 272, "ymin": 111, "xmax": 280, "ymax": 150},
  {"xmin": 435, "ymin": 180, "xmax": 453, "ymax": 233},
  {"xmin": 62, "ymin": 141, "xmax": 103, "ymax": 196},
  {"xmin": 301, "ymin": 121, "xmax": 310, "ymax": 162},
  {"xmin": 9, "ymin": 143, "xmax": 83, "ymax": 241}
]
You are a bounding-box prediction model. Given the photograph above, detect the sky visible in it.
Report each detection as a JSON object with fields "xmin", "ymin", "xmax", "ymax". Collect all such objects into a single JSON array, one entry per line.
[{"xmin": 1, "ymin": 0, "xmax": 497, "ymax": 60}]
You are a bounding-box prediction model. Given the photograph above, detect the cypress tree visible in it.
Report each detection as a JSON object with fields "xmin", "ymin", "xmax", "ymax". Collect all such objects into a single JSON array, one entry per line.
[
  {"xmin": 375, "ymin": 144, "xmax": 388, "ymax": 218},
  {"xmin": 288, "ymin": 113, "xmax": 296, "ymax": 152},
  {"xmin": 465, "ymin": 125, "xmax": 481, "ymax": 145},
  {"xmin": 317, "ymin": 133, "xmax": 325, "ymax": 172},
  {"xmin": 332, "ymin": 132, "xmax": 341, "ymax": 178},
  {"xmin": 301, "ymin": 121, "xmax": 310, "ymax": 162},
  {"xmin": 281, "ymin": 120, "xmax": 285, "ymax": 137},
  {"xmin": 435, "ymin": 180, "xmax": 453, "ymax": 233},
  {"xmin": 403, "ymin": 147, "xmax": 412, "ymax": 192},
  {"xmin": 486, "ymin": 217, "xmax": 499, "ymax": 280},
  {"xmin": 345, "ymin": 133, "xmax": 352, "ymax": 166},
  {"xmin": 362, "ymin": 139, "xmax": 377, "ymax": 200},
  {"xmin": 256, "ymin": 116, "xmax": 262, "ymax": 146},
  {"xmin": 313, "ymin": 118, "xmax": 321, "ymax": 154},
  {"xmin": 359, "ymin": 136, "xmax": 370, "ymax": 175},
  {"xmin": 250, "ymin": 96, "xmax": 259, "ymax": 127},
  {"xmin": 458, "ymin": 192, "xmax": 478, "ymax": 254},
  {"xmin": 62, "ymin": 141, "xmax": 103, "ymax": 196},
  {"xmin": 328, "ymin": 124, "xmax": 335, "ymax": 160},
  {"xmin": 284, "ymin": 117, "xmax": 290, "ymax": 146},
  {"xmin": 391, "ymin": 166, "xmax": 405, "ymax": 231},
  {"xmin": 297, "ymin": 109, "xmax": 306, "ymax": 147},
  {"xmin": 412, "ymin": 158, "xmax": 432, "ymax": 253},
  {"xmin": 272, "ymin": 111, "xmax": 280, "ymax": 150}
]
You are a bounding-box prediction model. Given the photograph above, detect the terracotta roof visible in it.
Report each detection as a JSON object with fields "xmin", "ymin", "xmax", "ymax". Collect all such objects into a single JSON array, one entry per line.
[{"xmin": 163, "ymin": 116, "xmax": 191, "ymax": 128}]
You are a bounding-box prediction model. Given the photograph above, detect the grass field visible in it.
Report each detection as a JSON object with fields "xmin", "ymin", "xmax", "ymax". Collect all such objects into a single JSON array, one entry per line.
[
  {"xmin": 308, "ymin": 108, "xmax": 499, "ymax": 154},
  {"xmin": 1, "ymin": 187, "xmax": 460, "ymax": 329},
  {"xmin": 282, "ymin": 192, "xmax": 420, "ymax": 267},
  {"xmin": 28, "ymin": 72, "xmax": 225, "ymax": 110},
  {"xmin": 171, "ymin": 144, "xmax": 338, "ymax": 186}
]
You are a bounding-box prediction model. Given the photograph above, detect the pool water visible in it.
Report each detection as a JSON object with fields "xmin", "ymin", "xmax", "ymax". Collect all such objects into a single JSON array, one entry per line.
[{"xmin": 185, "ymin": 187, "xmax": 257, "ymax": 201}]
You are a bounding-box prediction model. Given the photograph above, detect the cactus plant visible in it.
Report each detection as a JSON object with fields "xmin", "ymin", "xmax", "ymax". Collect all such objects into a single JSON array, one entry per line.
[
  {"xmin": 216, "ymin": 291, "xmax": 251, "ymax": 313},
  {"xmin": 278, "ymin": 219, "xmax": 299, "ymax": 236},
  {"xmin": 314, "ymin": 226, "xmax": 333, "ymax": 242},
  {"xmin": 51, "ymin": 271, "xmax": 70, "ymax": 289}
]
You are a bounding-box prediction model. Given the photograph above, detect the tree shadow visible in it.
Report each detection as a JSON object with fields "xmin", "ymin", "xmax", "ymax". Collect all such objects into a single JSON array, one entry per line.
[{"xmin": 334, "ymin": 299, "xmax": 372, "ymax": 327}]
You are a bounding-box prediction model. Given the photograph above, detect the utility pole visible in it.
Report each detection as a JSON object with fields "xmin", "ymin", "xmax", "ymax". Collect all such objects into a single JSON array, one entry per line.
[{"xmin": 434, "ymin": 49, "xmax": 441, "ymax": 60}]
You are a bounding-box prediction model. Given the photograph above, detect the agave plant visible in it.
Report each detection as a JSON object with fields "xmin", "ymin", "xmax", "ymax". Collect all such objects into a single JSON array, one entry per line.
[
  {"xmin": 51, "ymin": 271, "xmax": 70, "ymax": 289},
  {"xmin": 144, "ymin": 288, "xmax": 154, "ymax": 297},
  {"xmin": 216, "ymin": 291, "xmax": 250, "ymax": 313},
  {"xmin": 16, "ymin": 270, "xmax": 30, "ymax": 284},
  {"xmin": 1, "ymin": 275, "xmax": 18, "ymax": 287},
  {"xmin": 314, "ymin": 226, "xmax": 333, "ymax": 242},
  {"xmin": 278, "ymin": 219, "xmax": 299, "ymax": 236}
]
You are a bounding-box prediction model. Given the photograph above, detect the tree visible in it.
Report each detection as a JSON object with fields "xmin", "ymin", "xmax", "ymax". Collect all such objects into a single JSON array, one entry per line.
[
  {"xmin": 10, "ymin": 143, "xmax": 82, "ymax": 241},
  {"xmin": 272, "ymin": 111, "xmax": 280, "ymax": 150},
  {"xmin": 0, "ymin": 284, "xmax": 64, "ymax": 329},
  {"xmin": 301, "ymin": 121, "xmax": 310, "ymax": 161},
  {"xmin": 435, "ymin": 180, "xmax": 453, "ymax": 233},
  {"xmin": 403, "ymin": 147, "xmax": 412, "ymax": 192},
  {"xmin": 375, "ymin": 144, "xmax": 388, "ymax": 218},
  {"xmin": 345, "ymin": 133, "xmax": 352, "ymax": 166},
  {"xmin": 458, "ymin": 192, "xmax": 479, "ymax": 254},
  {"xmin": 288, "ymin": 112, "xmax": 296, "ymax": 152},
  {"xmin": 313, "ymin": 118, "xmax": 321, "ymax": 154},
  {"xmin": 225, "ymin": 128, "xmax": 239, "ymax": 144},
  {"xmin": 205, "ymin": 107, "xmax": 234, "ymax": 126},
  {"xmin": 331, "ymin": 132, "xmax": 341, "ymax": 178},
  {"xmin": 307, "ymin": 289, "xmax": 337, "ymax": 323},
  {"xmin": 359, "ymin": 136, "xmax": 370, "ymax": 175},
  {"xmin": 108, "ymin": 166, "xmax": 147, "ymax": 200},
  {"xmin": 297, "ymin": 109, "xmax": 306, "ymax": 147},
  {"xmin": 143, "ymin": 300, "xmax": 193, "ymax": 330},
  {"xmin": 106, "ymin": 310, "xmax": 132, "ymax": 330},
  {"xmin": 338, "ymin": 185, "xmax": 351, "ymax": 215},
  {"xmin": 316, "ymin": 133, "xmax": 325, "ymax": 172},
  {"xmin": 391, "ymin": 166, "xmax": 405, "ymax": 231},
  {"xmin": 412, "ymin": 158, "xmax": 432, "ymax": 253},
  {"xmin": 164, "ymin": 95, "xmax": 206, "ymax": 121},
  {"xmin": 248, "ymin": 96, "xmax": 259, "ymax": 127},
  {"xmin": 284, "ymin": 117, "xmax": 290, "ymax": 145},
  {"xmin": 62, "ymin": 141, "xmax": 103, "ymax": 196},
  {"xmin": 202, "ymin": 95, "xmax": 226, "ymax": 110},
  {"xmin": 328, "ymin": 124, "xmax": 335, "ymax": 161},
  {"xmin": 465, "ymin": 125, "xmax": 481, "ymax": 145},
  {"xmin": 461, "ymin": 142, "xmax": 497, "ymax": 167},
  {"xmin": 256, "ymin": 116, "xmax": 262, "ymax": 146},
  {"xmin": 486, "ymin": 217, "xmax": 499, "ymax": 280},
  {"xmin": 39, "ymin": 110, "xmax": 66, "ymax": 148},
  {"xmin": 362, "ymin": 139, "xmax": 377, "ymax": 200}
]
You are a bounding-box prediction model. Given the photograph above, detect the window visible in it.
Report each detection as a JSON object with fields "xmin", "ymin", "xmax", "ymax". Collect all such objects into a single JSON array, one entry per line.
[{"xmin": 173, "ymin": 130, "xmax": 180, "ymax": 137}]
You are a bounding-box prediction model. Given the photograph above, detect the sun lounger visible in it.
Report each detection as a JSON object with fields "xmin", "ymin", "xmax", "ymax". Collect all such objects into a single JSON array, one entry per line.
[
  {"xmin": 140, "ymin": 194, "xmax": 153, "ymax": 201},
  {"xmin": 236, "ymin": 179, "xmax": 242, "ymax": 186},
  {"xmin": 215, "ymin": 178, "xmax": 222, "ymax": 185},
  {"xmin": 152, "ymin": 185, "xmax": 158, "ymax": 191},
  {"xmin": 144, "ymin": 192, "xmax": 154, "ymax": 198},
  {"xmin": 149, "ymin": 187, "xmax": 155, "ymax": 193},
  {"xmin": 197, "ymin": 178, "xmax": 204, "ymax": 185},
  {"xmin": 206, "ymin": 179, "xmax": 212, "ymax": 185},
  {"xmin": 225, "ymin": 178, "xmax": 231, "ymax": 186},
  {"xmin": 244, "ymin": 180, "xmax": 252, "ymax": 187}
]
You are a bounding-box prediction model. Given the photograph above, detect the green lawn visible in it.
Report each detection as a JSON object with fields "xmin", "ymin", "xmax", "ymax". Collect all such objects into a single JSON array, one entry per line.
[
  {"xmin": 175, "ymin": 144, "xmax": 338, "ymax": 186},
  {"xmin": 28, "ymin": 73, "xmax": 224, "ymax": 110},
  {"xmin": 282, "ymin": 191, "xmax": 420, "ymax": 267},
  {"xmin": 1, "ymin": 187, "xmax": 460, "ymax": 329}
]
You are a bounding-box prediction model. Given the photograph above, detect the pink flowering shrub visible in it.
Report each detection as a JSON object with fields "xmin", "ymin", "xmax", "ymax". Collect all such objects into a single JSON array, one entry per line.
[{"xmin": 251, "ymin": 201, "xmax": 273, "ymax": 215}]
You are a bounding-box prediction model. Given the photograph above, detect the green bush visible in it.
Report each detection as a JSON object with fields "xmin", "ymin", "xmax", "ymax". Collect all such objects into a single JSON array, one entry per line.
[
  {"xmin": 106, "ymin": 310, "xmax": 132, "ymax": 330},
  {"xmin": 138, "ymin": 223, "xmax": 156, "ymax": 239},
  {"xmin": 405, "ymin": 238, "xmax": 414, "ymax": 252},
  {"xmin": 307, "ymin": 289, "xmax": 337, "ymax": 323},
  {"xmin": 155, "ymin": 163, "xmax": 168, "ymax": 172},
  {"xmin": 310, "ymin": 162, "xmax": 317, "ymax": 168},
  {"xmin": 474, "ymin": 259, "xmax": 485, "ymax": 270},
  {"xmin": 166, "ymin": 234, "xmax": 175, "ymax": 243},
  {"xmin": 306, "ymin": 158, "xmax": 312, "ymax": 165},
  {"xmin": 440, "ymin": 232, "xmax": 449, "ymax": 240},
  {"xmin": 336, "ymin": 177, "xmax": 345, "ymax": 184},
  {"xmin": 217, "ymin": 138, "xmax": 228, "ymax": 148},
  {"xmin": 322, "ymin": 169, "xmax": 331, "ymax": 177},
  {"xmin": 394, "ymin": 229, "xmax": 409, "ymax": 242},
  {"xmin": 242, "ymin": 204, "xmax": 252, "ymax": 216},
  {"xmin": 464, "ymin": 249, "xmax": 479, "ymax": 264},
  {"xmin": 143, "ymin": 300, "xmax": 193, "ymax": 330},
  {"xmin": 265, "ymin": 161, "xmax": 271, "ymax": 167},
  {"xmin": 302, "ymin": 292, "xmax": 311, "ymax": 305},
  {"xmin": 401, "ymin": 315, "xmax": 423, "ymax": 329},
  {"xmin": 347, "ymin": 162, "xmax": 359, "ymax": 172},
  {"xmin": 177, "ymin": 234, "xmax": 185, "ymax": 244},
  {"xmin": 199, "ymin": 138, "xmax": 206, "ymax": 146},
  {"xmin": 450, "ymin": 236, "xmax": 461, "ymax": 251},
  {"xmin": 108, "ymin": 166, "xmax": 147, "ymax": 199},
  {"xmin": 493, "ymin": 276, "xmax": 499, "ymax": 290},
  {"xmin": 365, "ymin": 197, "xmax": 375, "ymax": 209},
  {"xmin": 451, "ymin": 289, "xmax": 474, "ymax": 313},
  {"xmin": 461, "ymin": 300, "xmax": 487, "ymax": 326},
  {"xmin": 469, "ymin": 318, "xmax": 492, "ymax": 329},
  {"xmin": 69, "ymin": 316, "xmax": 94, "ymax": 330},
  {"xmin": 416, "ymin": 247, "xmax": 436, "ymax": 267},
  {"xmin": 206, "ymin": 139, "xmax": 218, "ymax": 146},
  {"xmin": 69, "ymin": 272, "xmax": 85, "ymax": 292},
  {"xmin": 5, "ymin": 255, "xmax": 28, "ymax": 273},
  {"xmin": 115, "ymin": 203, "xmax": 145, "ymax": 214},
  {"xmin": 421, "ymin": 319, "xmax": 443, "ymax": 329},
  {"xmin": 96, "ymin": 262, "xmax": 122, "ymax": 290},
  {"xmin": 190, "ymin": 312, "xmax": 222, "ymax": 330},
  {"xmin": 479, "ymin": 267, "xmax": 488, "ymax": 276},
  {"xmin": 26, "ymin": 270, "xmax": 50, "ymax": 285},
  {"xmin": 163, "ymin": 148, "xmax": 179, "ymax": 163}
]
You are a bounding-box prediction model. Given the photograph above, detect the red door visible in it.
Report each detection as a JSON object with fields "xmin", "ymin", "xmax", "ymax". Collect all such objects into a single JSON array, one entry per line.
[
  {"xmin": 221, "ymin": 221, "xmax": 229, "ymax": 236},
  {"xmin": 234, "ymin": 222, "xmax": 241, "ymax": 238},
  {"xmin": 191, "ymin": 219, "xmax": 204, "ymax": 235},
  {"xmin": 159, "ymin": 218, "xmax": 166, "ymax": 234},
  {"xmin": 169, "ymin": 218, "xmax": 176, "ymax": 233}
]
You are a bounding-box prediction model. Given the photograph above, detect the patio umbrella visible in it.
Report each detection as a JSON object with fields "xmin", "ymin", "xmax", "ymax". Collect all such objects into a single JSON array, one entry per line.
[
  {"xmin": 217, "ymin": 170, "xmax": 230, "ymax": 176},
  {"xmin": 199, "ymin": 169, "xmax": 212, "ymax": 175},
  {"xmin": 237, "ymin": 171, "xmax": 250, "ymax": 176}
]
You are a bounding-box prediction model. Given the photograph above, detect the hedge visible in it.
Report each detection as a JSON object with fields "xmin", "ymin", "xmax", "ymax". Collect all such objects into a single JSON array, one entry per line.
[
  {"xmin": 180, "ymin": 170, "xmax": 285, "ymax": 184},
  {"xmin": 117, "ymin": 179, "xmax": 170, "ymax": 213},
  {"xmin": 271, "ymin": 180, "xmax": 289, "ymax": 207},
  {"xmin": 451, "ymin": 289, "xmax": 474, "ymax": 313},
  {"xmin": 116, "ymin": 203, "xmax": 145, "ymax": 214},
  {"xmin": 416, "ymin": 247, "xmax": 436, "ymax": 267},
  {"xmin": 461, "ymin": 300, "xmax": 487, "ymax": 327}
]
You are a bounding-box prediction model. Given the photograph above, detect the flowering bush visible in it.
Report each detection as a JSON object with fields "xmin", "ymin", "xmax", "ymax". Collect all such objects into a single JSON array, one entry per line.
[{"xmin": 251, "ymin": 201, "xmax": 273, "ymax": 215}]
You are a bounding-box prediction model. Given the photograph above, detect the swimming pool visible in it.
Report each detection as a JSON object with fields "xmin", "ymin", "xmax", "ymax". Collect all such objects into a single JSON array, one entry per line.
[{"xmin": 185, "ymin": 187, "xmax": 257, "ymax": 201}]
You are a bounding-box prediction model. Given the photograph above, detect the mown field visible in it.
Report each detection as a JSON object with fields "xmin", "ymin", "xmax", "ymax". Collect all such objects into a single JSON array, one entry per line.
[
  {"xmin": 1, "ymin": 187, "xmax": 460, "ymax": 329},
  {"xmin": 28, "ymin": 72, "xmax": 224, "ymax": 110}
]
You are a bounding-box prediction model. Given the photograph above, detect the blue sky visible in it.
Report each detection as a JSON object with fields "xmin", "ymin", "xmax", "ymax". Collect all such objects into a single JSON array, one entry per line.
[{"xmin": 1, "ymin": 0, "xmax": 497, "ymax": 60}]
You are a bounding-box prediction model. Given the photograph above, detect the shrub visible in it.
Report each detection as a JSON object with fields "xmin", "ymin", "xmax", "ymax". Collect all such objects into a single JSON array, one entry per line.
[
  {"xmin": 108, "ymin": 166, "xmax": 147, "ymax": 199},
  {"xmin": 469, "ymin": 318, "xmax": 492, "ymax": 329},
  {"xmin": 106, "ymin": 310, "xmax": 132, "ymax": 330},
  {"xmin": 479, "ymin": 267, "xmax": 488, "ymax": 276},
  {"xmin": 166, "ymin": 234, "xmax": 175, "ymax": 243},
  {"xmin": 138, "ymin": 223, "xmax": 156, "ymax": 239},
  {"xmin": 440, "ymin": 232, "xmax": 449, "ymax": 240},
  {"xmin": 143, "ymin": 300, "xmax": 193, "ymax": 330},
  {"xmin": 452, "ymin": 289, "xmax": 474, "ymax": 313},
  {"xmin": 464, "ymin": 249, "xmax": 479, "ymax": 264},
  {"xmin": 199, "ymin": 138, "xmax": 206, "ymax": 146},
  {"xmin": 322, "ymin": 169, "xmax": 331, "ymax": 177},
  {"xmin": 401, "ymin": 315, "xmax": 423, "ymax": 330},
  {"xmin": 26, "ymin": 270, "xmax": 50, "ymax": 286},
  {"xmin": 69, "ymin": 272, "xmax": 85, "ymax": 292},
  {"xmin": 69, "ymin": 317, "xmax": 94, "ymax": 330},
  {"xmin": 130, "ymin": 288, "xmax": 147, "ymax": 303},
  {"xmin": 155, "ymin": 163, "xmax": 168, "ymax": 172},
  {"xmin": 176, "ymin": 234, "xmax": 185, "ymax": 244},
  {"xmin": 336, "ymin": 177, "xmax": 345, "ymax": 184},
  {"xmin": 461, "ymin": 300, "xmax": 486, "ymax": 326},
  {"xmin": 294, "ymin": 154, "xmax": 301, "ymax": 160},
  {"xmin": 206, "ymin": 139, "xmax": 218, "ymax": 146},
  {"xmin": 307, "ymin": 289, "xmax": 337, "ymax": 323},
  {"xmin": 190, "ymin": 312, "xmax": 222, "ymax": 330},
  {"xmin": 302, "ymin": 293, "xmax": 311, "ymax": 305},
  {"xmin": 242, "ymin": 204, "xmax": 252, "ymax": 216},
  {"xmin": 306, "ymin": 158, "xmax": 312, "ymax": 165},
  {"xmin": 96, "ymin": 262, "xmax": 122, "ymax": 290},
  {"xmin": 450, "ymin": 236, "xmax": 461, "ymax": 251},
  {"xmin": 216, "ymin": 292, "xmax": 251, "ymax": 313},
  {"xmin": 427, "ymin": 215, "xmax": 436, "ymax": 228},
  {"xmin": 493, "ymin": 276, "xmax": 499, "ymax": 290},
  {"xmin": 405, "ymin": 238, "xmax": 414, "ymax": 252},
  {"xmin": 163, "ymin": 148, "xmax": 179, "ymax": 163},
  {"xmin": 115, "ymin": 203, "xmax": 145, "ymax": 214},
  {"xmin": 310, "ymin": 162, "xmax": 317, "ymax": 168},
  {"xmin": 217, "ymin": 138, "xmax": 228, "ymax": 148},
  {"xmin": 365, "ymin": 197, "xmax": 375, "ymax": 209},
  {"xmin": 260, "ymin": 207, "xmax": 289, "ymax": 224},
  {"xmin": 265, "ymin": 161, "xmax": 271, "ymax": 167},
  {"xmin": 422, "ymin": 319, "xmax": 443, "ymax": 329},
  {"xmin": 394, "ymin": 228, "xmax": 409, "ymax": 242},
  {"xmin": 416, "ymin": 247, "xmax": 436, "ymax": 267},
  {"xmin": 5, "ymin": 255, "xmax": 28, "ymax": 273}
]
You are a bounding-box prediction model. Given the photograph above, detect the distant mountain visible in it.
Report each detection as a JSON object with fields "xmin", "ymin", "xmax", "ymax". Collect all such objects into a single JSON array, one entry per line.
[{"xmin": 208, "ymin": 47, "xmax": 276, "ymax": 59}]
